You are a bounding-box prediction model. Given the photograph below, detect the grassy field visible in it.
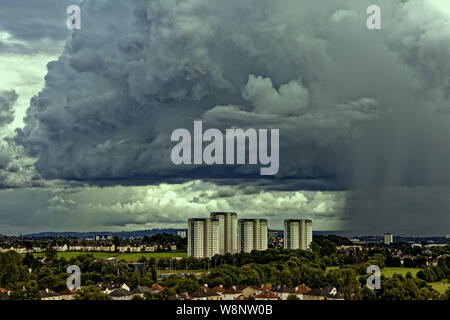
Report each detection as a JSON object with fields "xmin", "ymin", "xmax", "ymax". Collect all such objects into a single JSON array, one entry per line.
[
  {"xmin": 429, "ymin": 281, "xmax": 449, "ymax": 294},
  {"xmin": 381, "ymin": 267, "xmax": 420, "ymax": 278},
  {"xmin": 30, "ymin": 251, "xmax": 187, "ymax": 261}
]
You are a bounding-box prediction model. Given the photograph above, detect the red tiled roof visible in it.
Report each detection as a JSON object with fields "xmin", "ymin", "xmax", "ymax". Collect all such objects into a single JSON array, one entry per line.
[
  {"xmin": 222, "ymin": 287, "xmax": 241, "ymax": 294},
  {"xmin": 255, "ymin": 291, "xmax": 280, "ymax": 300},
  {"xmin": 59, "ymin": 288, "xmax": 75, "ymax": 295},
  {"xmin": 212, "ymin": 286, "xmax": 225, "ymax": 293},
  {"xmin": 258, "ymin": 285, "xmax": 272, "ymax": 292},
  {"xmin": 0, "ymin": 288, "xmax": 8, "ymax": 293},
  {"xmin": 293, "ymin": 284, "xmax": 312, "ymax": 294},
  {"xmin": 151, "ymin": 283, "xmax": 164, "ymax": 291},
  {"xmin": 234, "ymin": 294, "xmax": 247, "ymax": 300}
]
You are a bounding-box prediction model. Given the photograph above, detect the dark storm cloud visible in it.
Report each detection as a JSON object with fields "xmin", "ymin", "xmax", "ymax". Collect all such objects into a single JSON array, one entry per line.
[
  {"xmin": 11, "ymin": 0, "xmax": 450, "ymax": 233},
  {"xmin": 0, "ymin": 0, "xmax": 80, "ymax": 54},
  {"xmin": 15, "ymin": 0, "xmax": 392, "ymax": 186}
]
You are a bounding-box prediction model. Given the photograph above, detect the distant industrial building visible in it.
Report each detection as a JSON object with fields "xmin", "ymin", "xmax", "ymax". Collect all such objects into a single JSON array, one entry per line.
[
  {"xmin": 210, "ymin": 212, "xmax": 238, "ymax": 254},
  {"xmin": 187, "ymin": 218, "xmax": 219, "ymax": 258},
  {"xmin": 384, "ymin": 233, "xmax": 393, "ymax": 245},
  {"xmin": 237, "ymin": 219, "xmax": 268, "ymax": 253},
  {"xmin": 446, "ymin": 233, "xmax": 450, "ymax": 239},
  {"xmin": 284, "ymin": 219, "xmax": 312, "ymax": 250}
]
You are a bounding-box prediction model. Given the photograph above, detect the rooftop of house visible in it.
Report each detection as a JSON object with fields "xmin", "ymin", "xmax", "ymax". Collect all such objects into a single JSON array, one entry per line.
[
  {"xmin": 211, "ymin": 285, "xmax": 225, "ymax": 293},
  {"xmin": 39, "ymin": 289, "xmax": 62, "ymax": 298},
  {"xmin": 255, "ymin": 291, "xmax": 280, "ymax": 300},
  {"xmin": 109, "ymin": 288, "xmax": 132, "ymax": 297},
  {"xmin": 131, "ymin": 286, "xmax": 152, "ymax": 294},
  {"xmin": 151, "ymin": 283, "xmax": 164, "ymax": 291},
  {"xmin": 222, "ymin": 287, "xmax": 241, "ymax": 294},
  {"xmin": 272, "ymin": 284, "xmax": 292, "ymax": 293},
  {"xmin": 190, "ymin": 287, "xmax": 220, "ymax": 298},
  {"xmin": 59, "ymin": 288, "xmax": 75, "ymax": 295},
  {"xmin": 168, "ymin": 292, "xmax": 192, "ymax": 300},
  {"xmin": 293, "ymin": 284, "xmax": 312, "ymax": 294}
]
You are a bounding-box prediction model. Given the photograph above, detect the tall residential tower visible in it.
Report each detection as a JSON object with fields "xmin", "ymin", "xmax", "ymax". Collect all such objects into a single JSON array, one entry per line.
[
  {"xmin": 187, "ymin": 218, "xmax": 219, "ymax": 258},
  {"xmin": 210, "ymin": 212, "xmax": 238, "ymax": 254},
  {"xmin": 284, "ymin": 219, "xmax": 312, "ymax": 250},
  {"xmin": 238, "ymin": 219, "xmax": 268, "ymax": 253}
]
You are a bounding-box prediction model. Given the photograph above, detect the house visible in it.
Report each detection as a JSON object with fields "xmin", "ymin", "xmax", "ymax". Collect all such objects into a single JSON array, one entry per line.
[
  {"xmin": 255, "ymin": 285, "xmax": 272, "ymax": 295},
  {"xmin": 254, "ymin": 291, "xmax": 280, "ymax": 300},
  {"xmin": 211, "ymin": 285, "xmax": 225, "ymax": 296},
  {"xmin": 109, "ymin": 288, "xmax": 133, "ymax": 300},
  {"xmin": 150, "ymin": 283, "xmax": 164, "ymax": 294},
  {"xmin": 222, "ymin": 287, "xmax": 242, "ymax": 300},
  {"xmin": 96, "ymin": 282, "xmax": 114, "ymax": 294},
  {"xmin": 121, "ymin": 283, "xmax": 130, "ymax": 292},
  {"xmin": 322, "ymin": 286, "xmax": 345, "ymax": 300},
  {"xmin": 169, "ymin": 292, "xmax": 192, "ymax": 300},
  {"xmin": 117, "ymin": 246, "xmax": 131, "ymax": 253},
  {"xmin": 292, "ymin": 284, "xmax": 312, "ymax": 300},
  {"xmin": 131, "ymin": 286, "xmax": 152, "ymax": 298},
  {"xmin": 39, "ymin": 289, "xmax": 63, "ymax": 301},
  {"xmin": 303, "ymin": 288, "xmax": 326, "ymax": 300},
  {"xmin": 241, "ymin": 286, "xmax": 259, "ymax": 298},
  {"xmin": 59, "ymin": 288, "xmax": 75, "ymax": 300},
  {"xmin": 57, "ymin": 244, "xmax": 68, "ymax": 252},
  {"xmin": 144, "ymin": 245, "xmax": 157, "ymax": 252},
  {"xmin": 272, "ymin": 285, "xmax": 292, "ymax": 300},
  {"xmin": 189, "ymin": 286, "xmax": 221, "ymax": 300}
]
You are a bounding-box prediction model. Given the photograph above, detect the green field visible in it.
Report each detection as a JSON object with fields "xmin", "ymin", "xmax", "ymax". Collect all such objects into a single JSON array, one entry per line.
[
  {"xmin": 30, "ymin": 251, "xmax": 187, "ymax": 262},
  {"xmin": 381, "ymin": 267, "xmax": 420, "ymax": 278},
  {"xmin": 429, "ymin": 281, "xmax": 449, "ymax": 294}
]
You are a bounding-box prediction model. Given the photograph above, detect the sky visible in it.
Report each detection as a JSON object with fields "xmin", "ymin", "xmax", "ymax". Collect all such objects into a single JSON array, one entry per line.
[{"xmin": 0, "ymin": 0, "xmax": 449, "ymax": 236}]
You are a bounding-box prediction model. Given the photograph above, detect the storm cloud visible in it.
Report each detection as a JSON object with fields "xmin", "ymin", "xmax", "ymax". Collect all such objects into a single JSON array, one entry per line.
[{"xmin": 5, "ymin": 0, "xmax": 450, "ymax": 234}]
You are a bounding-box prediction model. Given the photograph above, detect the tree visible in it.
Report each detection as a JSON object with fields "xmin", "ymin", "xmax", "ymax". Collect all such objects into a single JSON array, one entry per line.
[
  {"xmin": 44, "ymin": 247, "xmax": 57, "ymax": 262},
  {"xmin": 74, "ymin": 286, "xmax": 111, "ymax": 300},
  {"xmin": 113, "ymin": 236, "xmax": 121, "ymax": 252},
  {"xmin": 175, "ymin": 279, "xmax": 200, "ymax": 294},
  {"xmin": 0, "ymin": 252, "xmax": 30, "ymax": 289},
  {"xmin": 9, "ymin": 285, "xmax": 40, "ymax": 300},
  {"xmin": 287, "ymin": 294, "xmax": 299, "ymax": 300}
]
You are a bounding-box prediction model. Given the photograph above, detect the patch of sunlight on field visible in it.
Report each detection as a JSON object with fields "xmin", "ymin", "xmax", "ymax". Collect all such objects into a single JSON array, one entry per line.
[
  {"xmin": 381, "ymin": 267, "xmax": 420, "ymax": 278},
  {"xmin": 429, "ymin": 281, "xmax": 449, "ymax": 294}
]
